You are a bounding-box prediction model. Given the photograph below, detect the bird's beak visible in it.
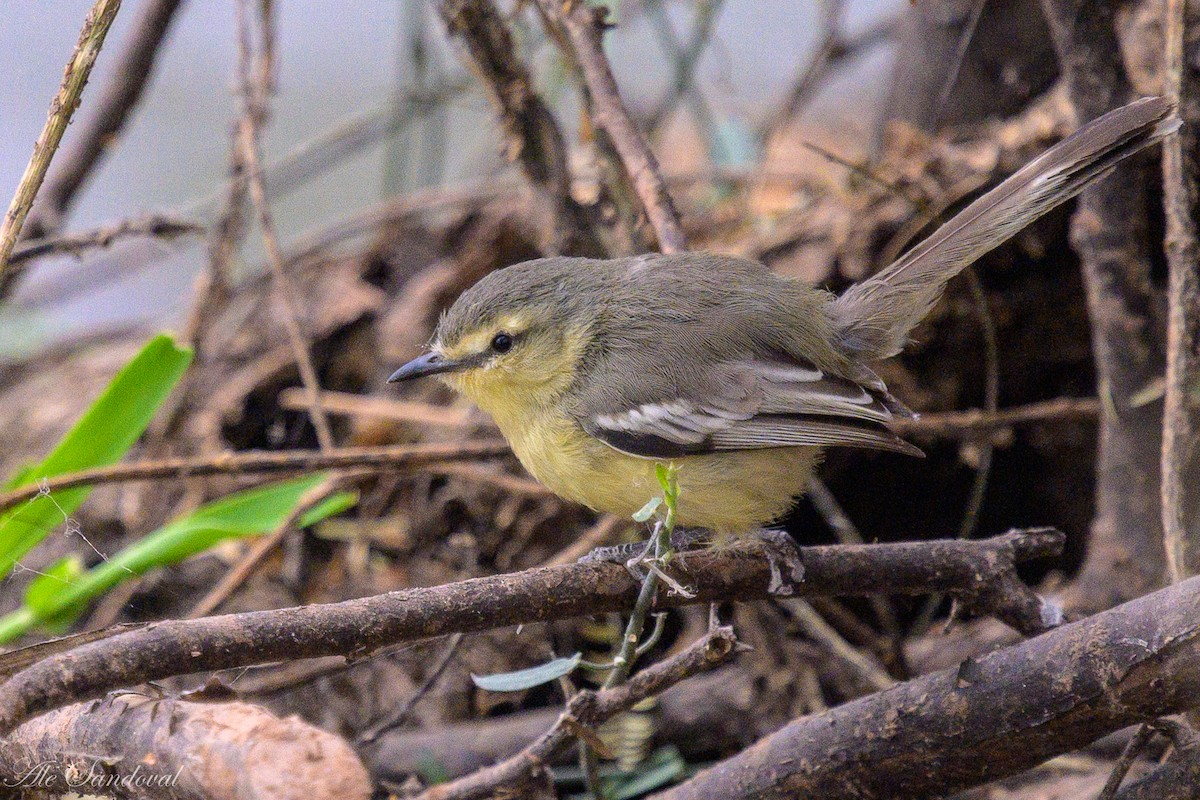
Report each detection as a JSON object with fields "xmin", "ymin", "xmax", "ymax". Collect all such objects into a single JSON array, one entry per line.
[{"xmin": 388, "ymin": 351, "xmax": 464, "ymax": 383}]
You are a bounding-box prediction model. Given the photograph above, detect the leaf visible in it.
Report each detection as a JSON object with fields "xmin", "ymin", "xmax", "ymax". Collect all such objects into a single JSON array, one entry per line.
[
  {"xmin": 632, "ymin": 496, "xmax": 661, "ymax": 522},
  {"xmin": 471, "ymin": 652, "xmax": 583, "ymax": 692},
  {"xmin": 0, "ymin": 474, "xmax": 343, "ymax": 643},
  {"xmin": 300, "ymin": 491, "xmax": 358, "ymax": 527},
  {"xmin": 0, "ymin": 334, "xmax": 192, "ymax": 577},
  {"xmin": 23, "ymin": 555, "xmax": 85, "ymax": 611}
]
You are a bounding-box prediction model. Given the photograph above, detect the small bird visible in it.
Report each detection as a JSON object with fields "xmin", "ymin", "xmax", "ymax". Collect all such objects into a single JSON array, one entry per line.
[{"xmin": 391, "ymin": 97, "xmax": 1176, "ymax": 539}]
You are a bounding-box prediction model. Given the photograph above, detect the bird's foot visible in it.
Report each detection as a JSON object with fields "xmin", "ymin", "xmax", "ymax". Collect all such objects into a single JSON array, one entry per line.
[
  {"xmin": 744, "ymin": 528, "xmax": 805, "ymax": 596},
  {"xmin": 580, "ymin": 527, "xmax": 708, "ymax": 598}
]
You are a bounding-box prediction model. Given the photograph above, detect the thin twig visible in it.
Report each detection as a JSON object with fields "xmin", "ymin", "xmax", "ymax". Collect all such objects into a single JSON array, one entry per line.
[
  {"xmin": 359, "ymin": 632, "xmax": 466, "ymax": 744},
  {"xmin": 1097, "ymin": 723, "xmax": 1156, "ymax": 800},
  {"xmin": 278, "ymin": 388, "xmax": 473, "ymax": 428},
  {"xmin": 186, "ymin": 474, "xmax": 357, "ymax": 618},
  {"xmin": 930, "ymin": 0, "xmax": 986, "ymax": 129},
  {"xmin": 411, "ymin": 627, "xmax": 737, "ymax": 800},
  {"xmin": 0, "ymin": 0, "xmax": 122, "ymax": 285},
  {"xmin": 912, "ymin": 270, "xmax": 1000, "ymax": 632},
  {"xmin": 8, "ymin": 214, "xmax": 202, "ymax": 267},
  {"xmin": 436, "ymin": 0, "xmax": 599, "ymax": 255},
  {"xmin": 236, "ymin": 0, "xmax": 334, "ymax": 450},
  {"xmin": 782, "ymin": 599, "xmax": 894, "ymax": 692},
  {"xmin": 643, "ymin": 0, "xmax": 725, "ymax": 137},
  {"xmin": 0, "ymin": 441, "xmax": 509, "ymax": 514},
  {"xmin": 891, "ymin": 396, "xmax": 1100, "ymax": 438},
  {"xmin": 534, "ymin": 0, "xmax": 686, "ymax": 253},
  {"xmin": 23, "ymin": 0, "xmax": 186, "ymax": 239},
  {"xmin": 758, "ymin": 0, "xmax": 843, "ymax": 142},
  {"xmin": 806, "ymin": 477, "xmax": 899, "ymax": 637},
  {"xmin": 1160, "ymin": 0, "xmax": 1200, "ymax": 582}
]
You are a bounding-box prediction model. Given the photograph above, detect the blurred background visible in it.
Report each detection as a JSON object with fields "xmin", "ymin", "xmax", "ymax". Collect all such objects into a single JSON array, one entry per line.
[{"xmin": 0, "ymin": 1, "xmax": 901, "ymax": 351}]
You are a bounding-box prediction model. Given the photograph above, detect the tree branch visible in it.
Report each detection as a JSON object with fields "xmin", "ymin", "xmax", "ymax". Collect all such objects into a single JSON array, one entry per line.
[
  {"xmin": 1160, "ymin": 0, "xmax": 1200, "ymax": 581},
  {"xmin": 1039, "ymin": 0, "xmax": 1168, "ymax": 611},
  {"xmin": 533, "ymin": 0, "xmax": 686, "ymax": 253},
  {"xmin": 0, "ymin": 441, "xmax": 509, "ymax": 514},
  {"xmin": 0, "ymin": 0, "xmax": 122, "ymax": 288},
  {"xmin": 436, "ymin": 0, "xmax": 601, "ymax": 255},
  {"xmin": 22, "ymin": 0, "xmax": 187, "ymax": 240},
  {"xmin": 412, "ymin": 627, "xmax": 738, "ymax": 800},
  {"xmin": 651, "ymin": 574, "xmax": 1200, "ymax": 800},
  {"xmin": 0, "ymin": 530, "xmax": 1060, "ymax": 736}
]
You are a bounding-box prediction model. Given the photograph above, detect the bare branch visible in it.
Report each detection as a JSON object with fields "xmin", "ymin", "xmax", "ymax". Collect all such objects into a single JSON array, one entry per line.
[
  {"xmin": 23, "ymin": 0, "xmax": 187, "ymax": 239},
  {"xmin": 1160, "ymin": 0, "xmax": 1200, "ymax": 581},
  {"xmin": 1040, "ymin": 0, "xmax": 1168, "ymax": 611},
  {"xmin": 651, "ymin": 574, "xmax": 1200, "ymax": 800},
  {"xmin": 0, "ymin": 530, "xmax": 1060, "ymax": 736},
  {"xmin": 237, "ymin": 0, "xmax": 335, "ymax": 451},
  {"xmin": 412, "ymin": 627, "xmax": 738, "ymax": 800},
  {"xmin": 534, "ymin": 0, "xmax": 686, "ymax": 253},
  {"xmin": 0, "ymin": 441, "xmax": 509, "ymax": 514},
  {"xmin": 436, "ymin": 0, "xmax": 601, "ymax": 255},
  {"xmin": 0, "ymin": 0, "xmax": 122, "ymax": 286}
]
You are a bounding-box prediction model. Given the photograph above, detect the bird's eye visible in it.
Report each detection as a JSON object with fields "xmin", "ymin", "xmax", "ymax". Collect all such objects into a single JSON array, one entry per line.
[{"xmin": 490, "ymin": 333, "xmax": 513, "ymax": 353}]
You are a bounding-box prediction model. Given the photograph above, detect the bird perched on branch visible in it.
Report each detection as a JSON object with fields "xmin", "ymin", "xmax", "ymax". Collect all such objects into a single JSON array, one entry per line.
[{"xmin": 391, "ymin": 97, "xmax": 1176, "ymax": 544}]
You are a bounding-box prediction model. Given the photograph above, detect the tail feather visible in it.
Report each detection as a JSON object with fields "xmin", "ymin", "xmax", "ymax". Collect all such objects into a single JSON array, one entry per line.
[{"xmin": 832, "ymin": 96, "xmax": 1179, "ymax": 360}]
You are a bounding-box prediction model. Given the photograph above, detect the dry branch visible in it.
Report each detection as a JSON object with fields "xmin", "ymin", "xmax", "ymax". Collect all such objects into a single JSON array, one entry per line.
[
  {"xmin": 8, "ymin": 214, "xmax": 202, "ymax": 266},
  {"xmin": 0, "ymin": 441, "xmax": 510, "ymax": 514},
  {"xmin": 1040, "ymin": 0, "xmax": 1168, "ymax": 611},
  {"xmin": 892, "ymin": 396, "xmax": 1099, "ymax": 439},
  {"xmin": 413, "ymin": 627, "xmax": 737, "ymax": 800},
  {"xmin": 534, "ymin": 0, "xmax": 685, "ymax": 253},
  {"xmin": 23, "ymin": 0, "xmax": 186, "ymax": 240},
  {"xmin": 651, "ymin": 574, "xmax": 1200, "ymax": 800},
  {"xmin": 0, "ymin": 0, "xmax": 122, "ymax": 286},
  {"xmin": 0, "ymin": 530, "xmax": 1060, "ymax": 736},
  {"xmin": 1160, "ymin": 0, "xmax": 1200, "ymax": 580},
  {"xmin": 237, "ymin": 0, "xmax": 335, "ymax": 451},
  {"xmin": 368, "ymin": 666, "xmax": 763, "ymax": 781},
  {"xmin": 0, "ymin": 696, "xmax": 371, "ymax": 800},
  {"xmin": 436, "ymin": 0, "xmax": 600, "ymax": 255}
]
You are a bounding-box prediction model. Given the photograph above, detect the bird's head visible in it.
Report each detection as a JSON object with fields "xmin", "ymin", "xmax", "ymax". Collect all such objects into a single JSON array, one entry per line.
[{"xmin": 388, "ymin": 258, "xmax": 599, "ymax": 414}]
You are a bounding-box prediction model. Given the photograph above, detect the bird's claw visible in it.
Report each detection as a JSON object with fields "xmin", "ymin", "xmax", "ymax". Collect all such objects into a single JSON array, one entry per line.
[
  {"xmin": 582, "ymin": 527, "xmax": 705, "ymax": 598},
  {"xmin": 748, "ymin": 528, "xmax": 805, "ymax": 595}
]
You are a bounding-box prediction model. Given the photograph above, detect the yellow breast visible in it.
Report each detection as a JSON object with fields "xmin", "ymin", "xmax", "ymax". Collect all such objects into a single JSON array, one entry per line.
[{"xmin": 493, "ymin": 405, "xmax": 818, "ymax": 535}]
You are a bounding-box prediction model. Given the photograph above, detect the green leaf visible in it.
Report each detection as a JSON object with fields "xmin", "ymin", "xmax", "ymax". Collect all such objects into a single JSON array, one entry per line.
[
  {"xmin": 0, "ymin": 335, "xmax": 192, "ymax": 577},
  {"xmin": 632, "ymin": 496, "xmax": 661, "ymax": 522},
  {"xmin": 22, "ymin": 555, "xmax": 86, "ymax": 611},
  {"xmin": 471, "ymin": 652, "xmax": 583, "ymax": 692},
  {"xmin": 0, "ymin": 473, "xmax": 344, "ymax": 643},
  {"xmin": 300, "ymin": 491, "xmax": 358, "ymax": 527}
]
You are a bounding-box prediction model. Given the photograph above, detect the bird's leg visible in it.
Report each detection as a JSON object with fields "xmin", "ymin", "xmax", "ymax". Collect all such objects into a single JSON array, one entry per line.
[
  {"xmin": 579, "ymin": 527, "xmax": 713, "ymax": 566},
  {"xmin": 745, "ymin": 528, "xmax": 805, "ymax": 595},
  {"xmin": 580, "ymin": 526, "xmax": 707, "ymax": 597}
]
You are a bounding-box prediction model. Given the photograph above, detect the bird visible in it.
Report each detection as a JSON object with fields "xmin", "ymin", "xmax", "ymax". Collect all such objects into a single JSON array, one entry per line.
[{"xmin": 390, "ymin": 97, "xmax": 1176, "ymax": 544}]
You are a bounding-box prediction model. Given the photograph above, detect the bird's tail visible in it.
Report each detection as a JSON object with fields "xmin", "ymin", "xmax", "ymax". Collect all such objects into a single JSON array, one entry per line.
[{"xmin": 831, "ymin": 96, "xmax": 1178, "ymax": 360}]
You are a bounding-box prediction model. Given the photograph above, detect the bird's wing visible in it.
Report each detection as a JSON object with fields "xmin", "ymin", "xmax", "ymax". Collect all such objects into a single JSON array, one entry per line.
[{"xmin": 579, "ymin": 360, "xmax": 921, "ymax": 459}]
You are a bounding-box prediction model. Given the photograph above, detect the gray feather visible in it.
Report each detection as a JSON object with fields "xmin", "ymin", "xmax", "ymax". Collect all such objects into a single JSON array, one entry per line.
[{"xmin": 832, "ymin": 96, "xmax": 1178, "ymax": 359}]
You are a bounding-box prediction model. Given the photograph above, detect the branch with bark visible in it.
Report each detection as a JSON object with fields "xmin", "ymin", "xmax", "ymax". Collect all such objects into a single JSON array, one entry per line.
[
  {"xmin": 651, "ymin": 573, "xmax": 1200, "ymax": 800},
  {"xmin": 1040, "ymin": 0, "xmax": 1168, "ymax": 612},
  {"xmin": 436, "ymin": 0, "xmax": 602, "ymax": 256},
  {"xmin": 412, "ymin": 626, "xmax": 737, "ymax": 800},
  {"xmin": 533, "ymin": 0, "xmax": 685, "ymax": 254},
  {"xmin": 0, "ymin": 530, "xmax": 1060, "ymax": 736}
]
